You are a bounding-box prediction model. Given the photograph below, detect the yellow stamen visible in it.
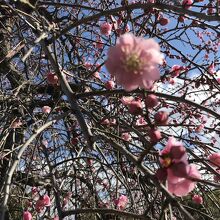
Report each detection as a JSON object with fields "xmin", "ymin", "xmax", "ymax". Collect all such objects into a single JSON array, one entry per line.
[
  {"xmin": 124, "ymin": 54, "xmax": 141, "ymax": 73},
  {"xmin": 163, "ymin": 157, "xmax": 172, "ymax": 167}
]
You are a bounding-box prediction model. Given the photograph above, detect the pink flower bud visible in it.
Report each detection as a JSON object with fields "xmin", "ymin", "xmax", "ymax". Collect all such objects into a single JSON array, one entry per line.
[
  {"xmin": 114, "ymin": 195, "xmax": 128, "ymax": 210},
  {"xmin": 149, "ymin": 129, "xmax": 162, "ymax": 143},
  {"xmin": 47, "ymin": 73, "xmax": 59, "ymax": 85},
  {"xmin": 154, "ymin": 111, "xmax": 168, "ymax": 125},
  {"xmin": 42, "ymin": 195, "xmax": 51, "ymax": 206},
  {"xmin": 101, "ymin": 119, "xmax": 110, "ymax": 125},
  {"xmin": 23, "ymin": 211, "xmax": 32, "ymax": 220},
  {"xmin": 195, "ymin": 124, "xmax": 204, "ymax": 133},
  {"xmin": 100, "ymin": 22, "xmax": 112, "ymax": 36},
  {"xmin": 105, "ymin": 80, "xmax": 115, "ymax": 90},
  {"xmin": 192, "ymin": 194, "xmax": 203, "ymax": 204},
  {"xmin": 182, "ymin": 0, "xmax": 193, "ymax": 9},
  {"xmin": 31, "ymin": 187, "xmax": 38, "ymax": 195},
  {"xmin": 159, "ymin": 17, "xmax": 169, "ymax": 26},
  {"xmin": 93, "ymin": 72, "xmax": 101, "ymax": 80},
  {"xmin": 128, "ymin": 100, "xmax": 143, "ymax": 115},
  {"xmin": 42, "ymin": 106, "xmax": 51, "ymax": 114},
  {"xmin": 145, "ymin": 94, "xmax": 159, "ymax": 108},
  {"xmin": 178, "ymin": 16, "xmax": 185, "ymax": 22},
  {"xmin": 71, "ymin": 137, "xmax": 78, "ymax": 145},
  {"xmin": 121, "ymin": 133, "xmax": 132, "ymax": 141}
]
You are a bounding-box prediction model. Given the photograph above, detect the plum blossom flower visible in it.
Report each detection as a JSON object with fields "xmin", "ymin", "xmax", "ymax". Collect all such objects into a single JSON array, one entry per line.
[
  {"xmin": 114, "ymin": 195, "xmax": 128, "ymax": 210},
  {"xmin": 11, "ymin": 119, "xmax": 22, "ymax": 128},
  {"xmin": 145, "ymin": 94, "xmax": 159, "ymax": 108},
  {"xmin": 93, "ymin": 72, "xmax": 101, "ymax": 80},
  {"xmin": 35, "ymin": 195, "xmax": 51, "ymax": 213},
  {"xmin": 47, "ymin": 72, "xmax": 59, "ymax": 85},
  {"xmin": 192, "ymin": 194, "xmax": 203, "ymax": 204},
  {"xmin": 121, "ymin": 96, "xmax": 134, "ymax": 105},
  {"xmin": 121, "ymin": 96, "xmax": 143, "ymax": 115},
  {"xmin": 105, "ymin": 80, "xmax": 115, "ymax": 90},
  {"xmin": 23, "ymin": 211, "xmax": 32, "ymax": 220},
  {"xmin": 182, "ymin": 0, "xmax": 193, "ymax": 9},
  {"xmin": 128, "ymin": 100, "xmax": 143, "ymax": 115},
  {"xmin": 149, "ymin": 129, "xmax": 162, "ymax": 143},
  {"xmin": 100, "ymin": 22, "xmax": 112, "ymax": 36},
  {"xmin": 121, "ymin": 133, "xmax": 132, "ymax": 141},
  {"xmin": 42, "ymin": 106, "xmax": 51, "ymax": 114},
  {"xmin": 154, "ymin": 111, "xmax": 169, "ymax": 125},
  {"xmin": 31, "ymin": 187, "xmax": 38, "ymax": 195},
  {"xmin": 101, "ymin": 119, "xmax": 110, "ymax": 125},
  {"xmin": 167, "ymin": 164, "xmax": 201, "ymax": 197},
  {"xmin": 208, "ymin": 63, "xmax": 215, "ymax": 74},
  {"xmin": 157, "ymin": 137, "xmax": 201, "ymax": 196},
  {"xmin": 105, "ymin": 33, "xmax": 163, "ymax": 91},
  {"xmin": 171, "ymin": 65, "xmax": 185, "ymax": 77},
  {"xmin": 159, "ymin": 17, "xmax": 169, "ymax": 26},
  {"xmin": 136, "ymin": 117, "xmax": 147, "ymax": 126}
]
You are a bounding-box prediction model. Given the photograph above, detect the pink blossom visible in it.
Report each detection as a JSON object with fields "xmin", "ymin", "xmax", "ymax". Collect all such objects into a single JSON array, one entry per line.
[
  {"xmin": 105, "ymin": 80, "xmax": 115, "ymax": 90},
  {"xmin": 171, "ymin": 65, "xmax": 184, "ymax": 77},
  {"xmin": 208, "ymin": 153, "xmax": 220, "ymax": 167},
  {"xmin": 159, "ymin": 17, "xmax": 169, "ymax": 26},
  {"xmin": 42, "ymin": 106, "xmax": 51, "ymax": 114},
  {"xmin": 125, "ymin": 24, "xmax": 130, "ymax": 33},
  {"xmin": 136, "ymin": 117, "xmax": 147, "ymax": 126},
  {"xmin": 154, "ymin": 111, "xmax": 169, "ymax": 125},
  {"xmin": 109, "ymin": 118, "xmax": 116, "ymax": 125},
  {"xmin": 114, "ymin": 195, "xmax": 128, "ymax": 210},
  {"xmin": 145, "ymin": 94, "xmax": 159, "ymax": 108},
  {"xmin": 43, "ymin": 195, "xmax": 51, "ymax": 206},
  {"xmin": 11, "ymin": 119, "xmax": 22, "ymax": 128},
  {"xmin": 121, "ymin": 96, "xmax": 134, "ymax": 105},
  {"xmin": 178, "ymin": 15, "xmax": 185, "ymax": 22},
  {"xmin": 128, "ymin": 100, "xmax": 143, "ymax": 115},
  {"xmin": 167, "ymin": 164, "xmax": 201, "ymax": 196},
  {"xmin": 121, "ymin": 97, "xmax": 143, "ymax": 115},
  {"xmin": 208, "ymin": 63, "xmax": 215, "ymax": 74},
  {"xmin": 35, "ymin": 195, "xmax": 51, "ymax": 212},
  {"xmin": 192, "ymin": 194, "xmax": 203, "ymax": 204},
  {"xmin": 47, "ymin": 72, "xmax": 59, "ymax": 85},
  {"xmin": 182, "ymin": 0, "xmax": 193, "ymax": 9},
  {"xmin": 121, "ymin": 133, "xmax": 132, "ymax": 141},
  {"xmin": 158, "ymin": 137, "xmax": 201, "ymax": 196},
  {"xmin": 54, "ymin": 216, "xmax": 59, "ymax": 220},
  {"xmin": 105, "ymin": 33, "xmax": 163, "ymax": 91},
  {"xmin": 101, "ymin": 119, "xmax": 110, "ymax": 125},
  {"xmin": 100, "ymin": 22, "xmax": 112, "ymax": 36},
  {"xmin": 93, "ymin": 72, "xmax": 101, "ymax": 80},
  {"xmin": 31, "ymin": 187, "xmax": 38, "ymax": 195},
  {"xmin": 149, "ymin": 129, "xmax": 162, "ymax": 143},
  {"xmin": 23, "ymin": 211, "xmax": 32, "ymax": 220},
  {"xmin": 62, "ymin": 197, "xmax": 68, "ymax": 208},
  {"xmin": 195, "ymin": 124, "xmax": 204, "ymax": 133}
]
